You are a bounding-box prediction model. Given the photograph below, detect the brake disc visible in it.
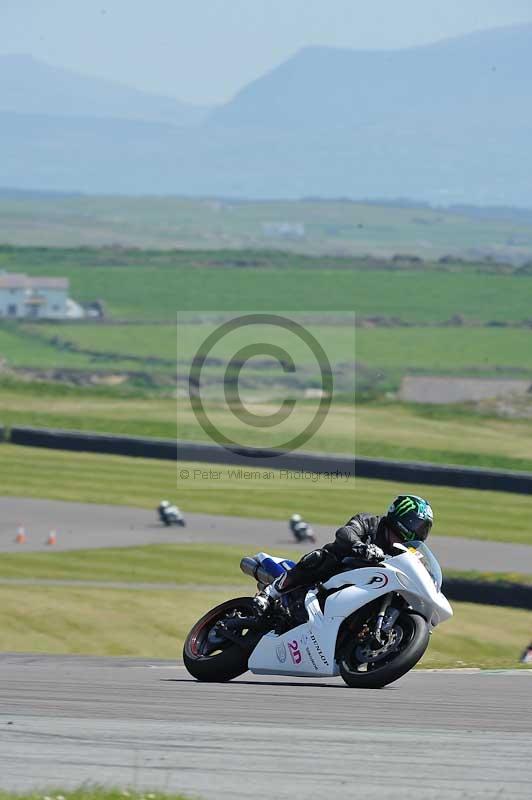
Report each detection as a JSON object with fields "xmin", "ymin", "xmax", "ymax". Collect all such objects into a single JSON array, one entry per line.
[{"xmin": 354, "ymin": 625, "xmax": 404, "ymax": 664}]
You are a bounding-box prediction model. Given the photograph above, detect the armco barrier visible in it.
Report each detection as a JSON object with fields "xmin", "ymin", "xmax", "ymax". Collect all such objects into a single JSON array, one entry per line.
[
  {"xmin": 443, "ymin": 578, "xmax": 532, "ymax": 610},
  {"xmin": 8, "ymin": 426, "xmax": 532, "ymax": 494},
  {"xmin": 9, "ymin": 426, "xmax": 177, "ymax": 460},
  {"xmin": 354, "ymin": 457, "xmax": 532, "ymax": 493}
]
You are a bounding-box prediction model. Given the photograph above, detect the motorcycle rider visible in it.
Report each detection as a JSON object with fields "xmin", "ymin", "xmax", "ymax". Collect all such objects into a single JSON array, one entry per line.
[
  {"xmin": 289, "ymin": 513, "xmax": 313, "ymax": 542},
  {"xmin": 158, "ymin": 500, "xmax": 171, "ymax": 521},
  {"xmin": 158, "ymin": 500, "xmax": 184, "ymax": 525},
  {"xmin": 253, "ymin": 494, "xmax": 433, "ymax": 614}
]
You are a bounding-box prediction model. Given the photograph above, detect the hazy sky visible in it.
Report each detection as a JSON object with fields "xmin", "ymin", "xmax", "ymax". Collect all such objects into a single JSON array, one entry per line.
[{"xmin": 2, "ymin": 0, "xmax": 532, "ymax": 105}]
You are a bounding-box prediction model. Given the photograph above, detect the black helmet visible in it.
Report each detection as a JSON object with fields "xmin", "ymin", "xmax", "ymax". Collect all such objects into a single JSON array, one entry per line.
[{"xmin": 386, "ymin": 495, "xmax": 433, "ymax": 542}]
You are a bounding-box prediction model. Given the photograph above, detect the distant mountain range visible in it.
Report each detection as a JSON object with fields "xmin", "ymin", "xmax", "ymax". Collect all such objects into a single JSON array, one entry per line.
[
  {"xmin": 0, "ymin": 54, "xmax": 210, "ymax": 126},
  {"xmin": 1, "ymin": 25, "xmax": 532, "ymax": 205}
]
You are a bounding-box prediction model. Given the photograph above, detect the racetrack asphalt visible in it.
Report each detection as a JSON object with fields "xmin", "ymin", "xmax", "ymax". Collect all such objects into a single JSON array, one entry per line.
[
  {"xmin": 0, "ymin": 653, "xmax": 531, "ymax": 799},
  {"xmin": 1, "ymin": 496, "xmax": 532, "ymax": 573}
]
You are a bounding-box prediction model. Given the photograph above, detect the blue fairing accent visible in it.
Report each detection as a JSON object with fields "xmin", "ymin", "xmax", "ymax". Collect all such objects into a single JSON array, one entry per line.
[
  {"xmin": 259, "ymin": 557, "xmax": 287, "ymax": 578},
  {"xmin": 281, "ymin": 560, "xmax": 296, "ymax": 570}
]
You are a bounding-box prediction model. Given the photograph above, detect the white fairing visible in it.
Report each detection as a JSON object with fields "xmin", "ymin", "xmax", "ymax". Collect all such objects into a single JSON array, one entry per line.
[{"xmin": 248, "ymin": 546, "xmax": 453, "ymax": 678}]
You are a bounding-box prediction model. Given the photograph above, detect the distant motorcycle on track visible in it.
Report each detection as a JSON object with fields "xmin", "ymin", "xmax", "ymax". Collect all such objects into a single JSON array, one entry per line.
[
  {"xmin": 183, "ymin": 542, "xmax": 452, "ymax": 689},
  {"xmin": 289, "ymin": 514, "xmax": 316, "ymax": 544},
  {"xmin": 158, "ymin": 501, "xmax": 186, "ymax": 527}
]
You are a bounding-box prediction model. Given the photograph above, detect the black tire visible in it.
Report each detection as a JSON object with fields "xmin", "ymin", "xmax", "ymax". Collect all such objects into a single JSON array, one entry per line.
[
  {"xmin": 183, "ymin": 597, "xmax": 257, "ymax": 682},
  {"xmin": 338, "ymin": 611, "xmax": 430, "ymax": 689}
]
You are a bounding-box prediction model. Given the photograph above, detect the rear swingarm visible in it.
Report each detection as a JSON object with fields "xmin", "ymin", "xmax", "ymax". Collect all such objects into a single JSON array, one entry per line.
[{"xmin": 214, "ymin": 616, "xmax": 264, "ymax": 649}]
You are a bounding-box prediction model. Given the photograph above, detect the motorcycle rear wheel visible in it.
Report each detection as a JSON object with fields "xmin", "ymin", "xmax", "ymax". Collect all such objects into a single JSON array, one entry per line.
[
  {"xmin": 338, "ymin": 611, "xmax": 429, "ymax": 689},
  {"xmin": 183, "ymin": 597, "xmax": 257, "ymax": 682}
]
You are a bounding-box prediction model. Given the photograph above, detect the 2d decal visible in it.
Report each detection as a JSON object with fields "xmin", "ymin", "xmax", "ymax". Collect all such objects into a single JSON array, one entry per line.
[{"xmin": 287, "ymin": 639, "xmax": 302, "ymax": 664}]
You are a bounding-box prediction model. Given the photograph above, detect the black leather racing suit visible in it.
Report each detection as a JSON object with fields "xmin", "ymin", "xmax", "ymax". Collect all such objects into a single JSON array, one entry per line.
[{"xmin": 276, "ymin": 513, "xmax": 388, "ymax": 594}]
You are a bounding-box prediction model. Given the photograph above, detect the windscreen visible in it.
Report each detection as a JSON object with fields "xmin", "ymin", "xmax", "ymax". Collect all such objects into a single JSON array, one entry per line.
[{"xmin": 407, "ymin": 541, "xmax": 443, "ymax": 591}]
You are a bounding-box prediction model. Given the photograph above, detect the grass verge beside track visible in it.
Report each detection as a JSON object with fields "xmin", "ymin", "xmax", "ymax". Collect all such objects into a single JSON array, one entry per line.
[
  {"xmin": 0, "ymin": 790, "xmax": 190, "ymax": 800},
  {"xmin": 0, "ymin": 544, "xmax": 531, "ymax": 588},
  {"xmin": 0, "ymin": 544, "xmax": 258, "ymax": 584},
  {"xmin": 1, "ymin": 544, "xmax": 529, "ymax": 668},
  {"xmin": 0, "ymin": 585, "xmax": 232, "ymax": 658},
  {"xmin": 421, "ymin": 601, "xmax": 532, "ymax": 669},
  {"xmin": 2, "ymin": 444, "xmax": 532, "ymax": 544},
  {"xmin": 0, "ymin": 583, "xmax": 528, "ymax": 669}
]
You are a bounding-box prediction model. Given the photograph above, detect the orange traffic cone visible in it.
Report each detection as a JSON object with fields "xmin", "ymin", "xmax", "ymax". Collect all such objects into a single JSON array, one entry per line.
[
  {"xmin": 46, "ymin": 530, "xmax": 57, "ymax": 546},
  {"xmin": 15, "ymin": 526, "xmax": 27, "ymax": 544}
]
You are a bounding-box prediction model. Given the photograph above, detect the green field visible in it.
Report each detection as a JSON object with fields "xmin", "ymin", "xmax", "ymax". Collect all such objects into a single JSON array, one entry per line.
[
  {"xmin": 2, "ymin": 246, "xmax": 532, "ymax": 323},
  {"xmin": 0, "ymin": 326, "xmax": 144, "ymax": 373},
  {"xmin": 2, "ymin": 246, "xmax": 532, "ymax": 438},
  {"xmin": 16, "ymin": 322, "xmax": 532, "ymax": 375},
  {"xmin": 2, "ymin": 247, "xmax": 531, "ymax": 422},
  {"xmin": 1, "ymin": 242, "xmax": 532, "ymax": 561},
  {"xmin": 2, "ymin": 196, "xmax": 532, "ymax": 262},
  {"xmin": 2, "ymin": 444, "xmax": 532, "ymax": 544}
]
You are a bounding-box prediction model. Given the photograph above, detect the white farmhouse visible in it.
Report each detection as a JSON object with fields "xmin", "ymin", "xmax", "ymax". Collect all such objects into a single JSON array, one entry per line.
[{"xmin": 0, "ymin": 272, "xmax": 83, "ymax": 319}]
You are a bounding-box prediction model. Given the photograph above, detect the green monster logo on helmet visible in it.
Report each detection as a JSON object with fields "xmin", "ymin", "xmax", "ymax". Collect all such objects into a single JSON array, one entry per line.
[
  {"xmin": 394, "ymin": 497, "xmax": 417, "ymax": 517},
  {"xmin": 387, "ymin": 495, "xmax": 434, "ymax": 542}
]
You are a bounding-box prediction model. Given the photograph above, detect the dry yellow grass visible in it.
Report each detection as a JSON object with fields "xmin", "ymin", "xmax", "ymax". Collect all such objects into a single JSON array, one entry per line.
[
  {"xmin": 0, "ymin": 585, "xmax": 234, "ymax": 658},
  {"xmin": 355, "ymin": 405, "xmax": 532, "ymax": 461},
  {"xmin": 420, "ymin": 601, "xmax": 532, "ymax": 669},
  {"xmin": 0, "ymin": 585, "xmax": 528, "ymax": 669}
]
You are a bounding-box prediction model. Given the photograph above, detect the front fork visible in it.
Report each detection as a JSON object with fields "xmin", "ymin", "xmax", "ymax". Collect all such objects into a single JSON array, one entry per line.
[{"xmin": 372, "ymin": 593, "xmax": 400, "ymax": 646}]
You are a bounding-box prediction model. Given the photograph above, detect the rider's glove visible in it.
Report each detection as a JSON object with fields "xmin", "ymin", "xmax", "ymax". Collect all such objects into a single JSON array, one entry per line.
[{"xmin": 352, "ymin": 542, "xmax": 385, "ymax": 563}]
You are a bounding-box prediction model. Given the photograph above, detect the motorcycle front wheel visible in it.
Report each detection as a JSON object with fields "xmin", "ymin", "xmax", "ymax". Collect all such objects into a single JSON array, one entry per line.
[
  {"xmin": 183, "ymin": 597, "xmax": 257, "ymax": 682},
  {"xmin": 338, "ymin": 611, "xmax": 429, "ymax": 689}
]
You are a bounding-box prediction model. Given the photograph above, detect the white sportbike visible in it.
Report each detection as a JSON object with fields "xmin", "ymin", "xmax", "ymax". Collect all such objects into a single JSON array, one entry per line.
[{"xmin": 183, "ymin": 541, "xmax": 453, "ymax": 688}]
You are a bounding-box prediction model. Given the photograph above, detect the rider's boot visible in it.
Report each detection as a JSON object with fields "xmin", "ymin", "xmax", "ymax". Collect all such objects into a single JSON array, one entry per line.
[{"xmin": 252, "ymin": 576, "xmax": 285, "ymax": 615}]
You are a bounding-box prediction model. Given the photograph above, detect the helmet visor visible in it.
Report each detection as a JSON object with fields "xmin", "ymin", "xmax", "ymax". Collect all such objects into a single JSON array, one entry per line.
[{"xmin": 392, "ymin": 514, "xmax": 432, "ymax": 542}]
